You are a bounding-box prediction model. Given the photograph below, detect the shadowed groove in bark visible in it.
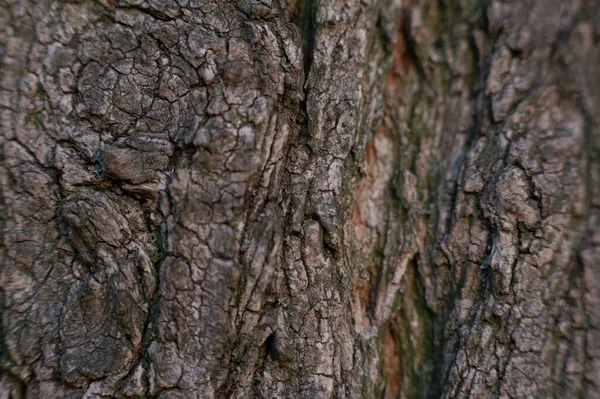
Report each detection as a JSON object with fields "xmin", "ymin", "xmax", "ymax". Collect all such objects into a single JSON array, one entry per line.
[
  {"xmin": 399, "ymin": 7, "xmax": 425, "ymax": 80},
  {"xmin": 289, "ymin": 0, "xmax": 318, "ymax": 80},
  {"xmin": 290, "ymin": 0, "xmax": 318, "ymax": 158},
  {"xmin": 383, "ymin": 258, "xmax": 442, "ymax": 399}
]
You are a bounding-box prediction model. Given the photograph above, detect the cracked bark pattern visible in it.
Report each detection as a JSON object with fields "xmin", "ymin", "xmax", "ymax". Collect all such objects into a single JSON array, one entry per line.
[{"xmin": 0, "ymin": 0, "xmax": 598, "ymax": 398}]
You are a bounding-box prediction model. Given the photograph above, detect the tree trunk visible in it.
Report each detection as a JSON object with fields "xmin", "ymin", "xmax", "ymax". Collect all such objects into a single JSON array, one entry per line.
[{"xmin": 1, "ymin": 0, "xmax": 598, "ymax": 397}]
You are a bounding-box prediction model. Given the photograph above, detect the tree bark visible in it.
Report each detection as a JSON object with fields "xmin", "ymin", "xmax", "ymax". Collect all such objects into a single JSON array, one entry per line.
[{"xmin": 0, "ymin": 0, "xmax": 598, "ymax": 398}]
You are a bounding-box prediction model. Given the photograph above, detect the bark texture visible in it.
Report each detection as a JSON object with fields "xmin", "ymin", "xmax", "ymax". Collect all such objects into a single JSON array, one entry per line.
[{"xmin": 0, "ymin": 0, "xmax": 598, "ymax": 398}]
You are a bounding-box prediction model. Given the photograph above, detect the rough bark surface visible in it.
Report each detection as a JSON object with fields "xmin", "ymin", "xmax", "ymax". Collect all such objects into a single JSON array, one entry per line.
[{"xmin": 0, "ymin": 0, "xmax": 598, "ymax": 398}]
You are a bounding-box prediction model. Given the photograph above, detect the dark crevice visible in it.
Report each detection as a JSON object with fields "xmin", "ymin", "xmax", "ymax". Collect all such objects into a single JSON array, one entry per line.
[
  {"xmin": 263, "ymin": 333, "xmax": 280, "ymax": 362},
  {"xmin": 320, "ymin": 221, "xmax": 341, "ymax": 259},
  {"xmin": 399, "ymin": 9, "xmax": 426, "ymax": 80},
  {"xmin": 388, "ymin": 256, "xmax": 442, "ymax": 399},
  {"xmin": 115, "ymin": 6, "xmax": 176, "ymax": 22},
  {"xmin": 137, "ymin": 197, "xmax": 166, "ymax": 371},
  {"xmin": 290, "ymin": 0, "xmax": 318, "ymax": 81},
  {"xmin": 442, "ymin": 2, "xmax": 497, "ymax": 240},
  {"xmin": 291, "ymin": 0, "xmax": 318, "ymax": 152},
  {"xmin": 3, "ymin": 372, "xmax": 27, "ymax": 399},
  {"xmin": 375, "ymin": 11, "xmax": 393, "ymax": 56}
]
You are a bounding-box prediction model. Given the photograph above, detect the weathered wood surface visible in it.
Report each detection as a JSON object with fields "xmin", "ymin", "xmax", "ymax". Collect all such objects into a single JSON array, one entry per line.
[{"xmin": 0, "ymin": 0, "xmax": 598, "ymax": 397}]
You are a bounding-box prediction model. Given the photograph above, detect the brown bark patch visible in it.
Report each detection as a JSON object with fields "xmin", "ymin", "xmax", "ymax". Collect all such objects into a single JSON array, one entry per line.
[
  {"xmin": 353, "ymin": 122, "xmax": 395, "ymax": 314},
  {"xmin": 382, "ymin": 322, "xmax": 402, "ymax": 398}
]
